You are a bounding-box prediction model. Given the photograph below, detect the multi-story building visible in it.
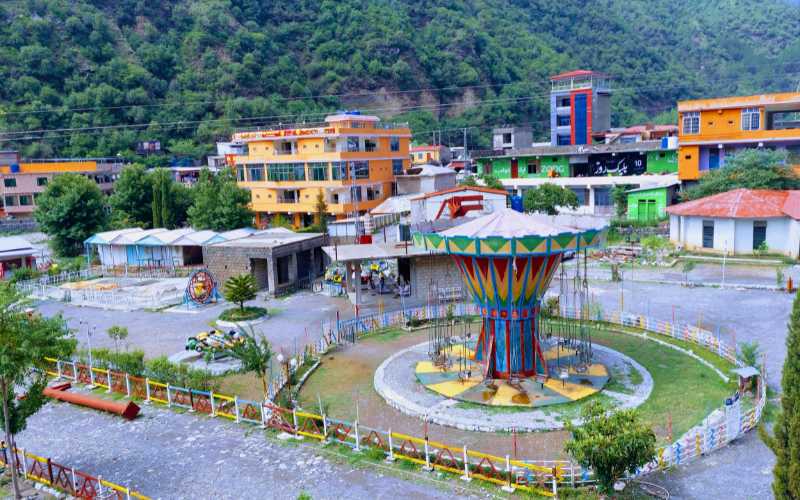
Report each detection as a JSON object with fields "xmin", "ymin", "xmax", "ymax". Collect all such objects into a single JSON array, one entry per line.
[
  {"xmin": 231, "ymin": 113, "xmax": 411, "ymax": 228},
  {"xmin": 0, "ymin": 154, "xmax": 124, "ymax": 218},
  {"xmin": 549, "ymin": 70, "xmax": 611, "ymax": 146},
  {"xmin": 474, "ymin": 71, "xmax": 678, "ymax": 218},
  {"xmin": 677, "ymin": 92, "xmax": 800, "ymax": 181}
]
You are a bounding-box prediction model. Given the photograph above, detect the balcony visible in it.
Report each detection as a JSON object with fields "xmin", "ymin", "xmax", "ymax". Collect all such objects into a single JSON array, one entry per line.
[{"xmin": 555, "ymin": 106, "xmax": 571, "ymax": 116}]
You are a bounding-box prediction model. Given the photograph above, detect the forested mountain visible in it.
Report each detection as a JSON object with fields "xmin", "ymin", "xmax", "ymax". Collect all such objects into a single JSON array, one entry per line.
[{"xmin": 1, "ymin": 0, "xmax": 798, "ymax": 158}]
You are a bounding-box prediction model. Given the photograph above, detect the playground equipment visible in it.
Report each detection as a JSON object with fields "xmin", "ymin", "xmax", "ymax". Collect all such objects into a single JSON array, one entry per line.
[
  {"xmin": 414, "ymin": 209, "xmax": 606, "ymax": 381},
  {"xmin": 183, "ymin": 268, "xmax": 220, "ymax": 307},
  {"xmin": 44, "ymin": 382, "xmax": 140, "ymax": 420},
  {"xmin": 185, "ymin": 329, "xmax": 244, "ymax": 353}
]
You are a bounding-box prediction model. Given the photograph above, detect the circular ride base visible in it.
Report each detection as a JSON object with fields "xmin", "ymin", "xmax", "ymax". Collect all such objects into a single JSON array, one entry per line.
[{"xmin": 415, "ymin": 341, "xmax": 609, "ymax": 408}]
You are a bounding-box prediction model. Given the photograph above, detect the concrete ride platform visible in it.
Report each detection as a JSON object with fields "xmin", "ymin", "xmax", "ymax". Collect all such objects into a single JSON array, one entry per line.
[{"xmin": 414, "ymin": 343, "xmax": 609, "ymax": 408}]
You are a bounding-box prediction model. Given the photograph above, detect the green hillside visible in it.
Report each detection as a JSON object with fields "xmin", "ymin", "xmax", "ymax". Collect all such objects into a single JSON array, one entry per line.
[{"xmin": 0, "ymin": 0, "xmax": 798, "ymax": 159}]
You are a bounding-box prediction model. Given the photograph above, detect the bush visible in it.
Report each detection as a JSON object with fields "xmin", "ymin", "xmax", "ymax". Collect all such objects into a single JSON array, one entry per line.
[
  {"xmin": 77, "ymin": 348, "xmax": 146, "ymax": 375},
  {"xmin": 219, "ymin": 306, "xmax": 267, "ymax": 322},
  {"xmin": 144, "ymin": 356, "xmax": 220, "ymax": 392},
  {"xmin": 9, "ymin": 266, "xmax": 41, "ymax": 283}
]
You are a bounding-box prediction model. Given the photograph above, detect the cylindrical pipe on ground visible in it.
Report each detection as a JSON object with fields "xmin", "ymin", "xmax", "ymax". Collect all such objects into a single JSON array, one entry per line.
[{"xmin": 44, "ymin": 386, "xmax": 140, "ymax": 420}]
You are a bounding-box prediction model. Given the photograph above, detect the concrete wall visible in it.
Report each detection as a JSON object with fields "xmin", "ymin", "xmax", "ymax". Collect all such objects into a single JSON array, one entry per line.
[{"xmin": 669, "ymin": 215, "xmax": 800, "ymax": 257}]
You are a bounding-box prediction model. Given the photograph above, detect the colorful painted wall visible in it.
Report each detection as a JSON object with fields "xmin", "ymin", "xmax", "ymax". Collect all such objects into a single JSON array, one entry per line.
[
  {"xmin": 645, "ymin": 149, "xmax": 678, "ymax": 174},
  {"xmin": 627, "ymin": 187, "xmax": 668, "ymax": 221}
]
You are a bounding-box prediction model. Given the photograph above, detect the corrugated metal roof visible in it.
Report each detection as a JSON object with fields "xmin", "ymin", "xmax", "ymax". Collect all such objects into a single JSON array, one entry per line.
[{"xmin": 667, "ymin": 189, "xmax": 800, "ymax": 219}]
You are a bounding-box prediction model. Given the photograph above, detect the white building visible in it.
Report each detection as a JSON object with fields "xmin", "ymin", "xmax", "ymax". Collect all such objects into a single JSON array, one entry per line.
[{"xmin": 667, "ymin": 188, "xmax": 800, "ymax": 258}]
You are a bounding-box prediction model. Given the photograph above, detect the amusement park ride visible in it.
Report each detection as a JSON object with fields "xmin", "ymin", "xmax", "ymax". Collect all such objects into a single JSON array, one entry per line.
[{"xmin": 413, "ymin": 208, "xmax": 610, "ymax": 407}]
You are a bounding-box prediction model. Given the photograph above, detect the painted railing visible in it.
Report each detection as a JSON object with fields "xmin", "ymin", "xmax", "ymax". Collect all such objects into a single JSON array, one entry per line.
[
  {"xmin": 0, "ymin": 445, "xmax": 149, "ymax": 499},
  {"xmin": 43, "ymin": 302, "xmax": 766, "ymax": 492}
]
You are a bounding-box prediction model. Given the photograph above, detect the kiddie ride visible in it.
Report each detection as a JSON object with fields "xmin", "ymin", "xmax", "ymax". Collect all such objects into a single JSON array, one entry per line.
[{"xmin": 185, "ymin": 329, "xmax": 244, "ymax": 357}]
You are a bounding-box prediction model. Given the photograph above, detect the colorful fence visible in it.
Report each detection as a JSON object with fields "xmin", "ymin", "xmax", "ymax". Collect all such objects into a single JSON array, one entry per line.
[
  {"xmin": 43, "ymin": 302, "xmax": 766, "ymax": 493},
  {"xmin": 0, "ymin": 445, "xmax": 149, "ymax": 499}
]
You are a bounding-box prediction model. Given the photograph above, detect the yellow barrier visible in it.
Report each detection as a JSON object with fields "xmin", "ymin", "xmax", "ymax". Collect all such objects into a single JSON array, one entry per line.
[
  {"xmin": 147, "ymin": 380, "xmax": 169, "ymax": 404},
  {"xmin": 295, "ymin": 411, "xmax": 326, "ymax": 440},
  {"xmin": 213, "ymin": 393, "xmax": 237, "ymax": 420}
]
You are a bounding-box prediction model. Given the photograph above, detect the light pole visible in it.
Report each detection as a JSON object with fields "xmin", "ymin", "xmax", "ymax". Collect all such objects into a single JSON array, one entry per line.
[{"xmin": 722, "ymin": 240, "xmax": 728, "ymax": 287}]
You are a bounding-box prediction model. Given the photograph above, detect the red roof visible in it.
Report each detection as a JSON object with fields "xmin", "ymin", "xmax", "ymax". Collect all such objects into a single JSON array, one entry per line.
[
  {"xmin": 550, "ymin": 70, "xmax": 606, "ymax": 81},
  {"xmin": 411, "ymin": 185, "xmax": 507, "ymax": 201},
  {"xmin": 666, "ymin": 189, "xmax": 800, "ymax": 219}
]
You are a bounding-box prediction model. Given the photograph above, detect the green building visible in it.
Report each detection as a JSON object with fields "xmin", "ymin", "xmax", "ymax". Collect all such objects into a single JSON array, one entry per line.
[{"xmin": 626, "ymin": 182, "xmax": 680, "ymax": 222}]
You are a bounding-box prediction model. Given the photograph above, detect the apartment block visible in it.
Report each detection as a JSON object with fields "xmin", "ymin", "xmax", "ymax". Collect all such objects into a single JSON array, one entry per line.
[{"xmin": 231, "ymin": 113, "xmax": 411, "ymax": 228}]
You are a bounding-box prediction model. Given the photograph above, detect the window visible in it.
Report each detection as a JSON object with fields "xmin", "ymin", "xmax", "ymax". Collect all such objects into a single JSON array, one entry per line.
[
  {"xmin": 702, "ymin": 220, "xmax": 714, "ymax": 248},
  {"xmin": 268, "ymin": 164, "xmax": 304, "ymax": 181},
  {"xmin": 331, "ymin": 161, "xmax": 347, "ymax": 180},
  {"xmin": 279, "ymin": 190, "xmax": 299, "ymax": 203},
  {"xmin": 309, "ymin": 162, "xmax": 329, "ymax": 181},
  {"xmin": 557, "ymin": 135, "xmax": 571, "ymax": 145},
  {"xmin": 366, "ymin": 186, "xmax": 379, "ymax": 201},
  {"xmin": 292, "ymin": 163, "xmax": 306, "ymax": 181},
  {"xmin": 753, "ymin": 220, "xmax": 767, "ymax": 250},
  {"xmin": 392, "ymin": 159, "xmax": 404, "ymax": 175},
  {"xmin": 526, "ymin": 161, "xmax": 538, "ymax": 175},
  {"xmin": 347, "ymin": 137, "xmax": 360, "ymax": 152},
  {"xmin": 3, "ymin": 178, "xmax": 15, "ymax": 188},
  {"xmin": 236, "ymin": 166, "xmax": 246, "ymax": 182},
  {"xmin": 350, "ymin": 186, "xmax": 363, "ymax": 202},
  {"xmin": 682, "ymin": 111, "xmax": 700, "ymax": 134},
  {"xmin": 349, "ymin": 161, "xmax": 369, "ymax": 179},
  {"xmin": 570, "ymin": 188, "xmax": 587, "ymax": 206},
  {"xmin": 3, "ymin": 196, "xmax": 15, "ymax": 206},
  {"xmin": 390, "ymin": 137, "xmax": 400, "ymax": 152},
  {"xmin": 247, "ymin": 164, "xmax": 265, "ymax": 182},
  {"xmin": 18, "ymin": 195, "xmax": 31, "ymax": 206},
  {"xmin": 502, "ymin": 133, "xmax": 512, "ymax": 144},
  {"xmin": 558, "ymin": 97, "xmax": 570, "ymax": 107},
  {"xmin": 556, "ymin": 115, "xmax": 570, "ymax": 126},
  {"xmin": 364, "ymin": 139, "xmax": 378, "ymax": 152},
  {"xmin": 276, "ymin": 141, "xmax": 295, "ymax": 155},
  {"xmin": 324, "ymin": 138, "xmax": 338, "ymax": 152},
  {"xmin": 741, "ymin": 107, "xmax": 760, "ymax": 131},
  {"xmin": 594, "ymin": 187, "xmax": 612, "ymax": 206}
]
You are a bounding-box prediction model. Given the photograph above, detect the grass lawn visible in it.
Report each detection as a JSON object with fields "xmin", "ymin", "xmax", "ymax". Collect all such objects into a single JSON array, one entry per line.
[{"xmin": 219, "ymin": 306, "xmax": 267, "ymax": 322}]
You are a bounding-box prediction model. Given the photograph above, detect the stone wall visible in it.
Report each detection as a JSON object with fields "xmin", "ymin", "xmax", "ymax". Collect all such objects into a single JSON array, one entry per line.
[
  {"xmin": 202, "ymin": 246, "xmax": 261, "ymax": 290},
  {"xmin": 410, "ymin": 254, "xmax": 463, "ymax": 299}
]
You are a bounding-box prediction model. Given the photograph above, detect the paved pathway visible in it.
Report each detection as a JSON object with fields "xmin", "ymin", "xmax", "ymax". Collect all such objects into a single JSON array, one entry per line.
[{"xmin": 18, "ymin": 400, "xmax": 488, "ymax": 500}]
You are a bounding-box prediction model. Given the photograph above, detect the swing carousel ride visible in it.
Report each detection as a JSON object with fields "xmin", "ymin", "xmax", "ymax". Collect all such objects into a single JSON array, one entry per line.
[{"xmin": 413, "ymin": 208, "xmax": 610, "ymax": 408}]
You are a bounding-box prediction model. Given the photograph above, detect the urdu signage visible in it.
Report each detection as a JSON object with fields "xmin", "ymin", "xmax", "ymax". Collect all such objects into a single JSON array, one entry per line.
[{"xmin": 234, "ymin": 127, "xmax": 336, "ymax": 140}]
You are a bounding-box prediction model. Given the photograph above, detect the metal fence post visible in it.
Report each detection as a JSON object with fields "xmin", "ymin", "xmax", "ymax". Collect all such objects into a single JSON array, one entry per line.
[
  {"xmin": 125, "ymin": 373, "xmax": 131, "ymax": 398},
  {"xmin": 552, "ymin": 474, "xmax": 558, "ymax": 497},
  {"xmin": 386, "ymin": 430, "xmax": 395, "ymax": 462},
  {"xmin": 259, "ymin": 403, "xmax": 267, "ymax": 429},
  {"xmin": 353, "ymin": 420, "xmax": 360, "ymax": 452},
  {"xmin": 106, "ymin": 370, "xmax": 112, "ymax": 393},
  {"xmin": 460, "ymin": 445, "xmax": 470, "ymax": 481},
  {"xmin": 126, "ymin": 485, "xmax": 131, "ymax": 500},
  {"xmin": 423, "ymin": 439, "xmax": 431, "ymax": 471},
  {"xmin": 71, "ymin": 467, "xmax": 78, "ymax": 494},
  {"xmin": 166, "ymin": 385, "xmax": 172, "ymax": 408},
  {"xmin": 97, "ymin": 475, "xmax": 104, "ymax": 497},
  {"xmin": 322, "ymin": 414, "xmax": 328, "ymax": 439},
  {"xmin": 292, "ymin": 408, "xmax": 299, "ymax": 436},
  {"xmin": 88, "ymin": 360, "xmax": 96, "ymax": 387},
  {"xmin": 71, "ymin": 361, "xmax": 78, "ymax": 382},
  {"xmin": 234, "ymin": 396, "xmax": 240, "ymax": 424},
  {"xmin": 20, "ymin": 448, "xmax": 27, "ymax": 480},
  {"xmin": 501, "ymin": 454, "xmax": 514, "ymax": 492},
  {"xmin": 144, "ymin": 378, "xmax": 151, "ymax": 404},
  {"xmin": 56, "ymin": 360, "xmax": 63, "ymax": 379},
  {"xmin": 210, "ymin": 391, "xmax": 216, "ymax": 417}
]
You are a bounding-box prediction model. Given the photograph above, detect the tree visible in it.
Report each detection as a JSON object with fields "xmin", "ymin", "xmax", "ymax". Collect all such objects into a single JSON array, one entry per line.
[
  {"xmin": 106, "ymin": 325, "xmax": 129, "ymax": 352},
  {"xmin": 523, "ymin": 183, "xmax": 579, "ymax": 215},
  {"xmin": 683, "ymin": 149, "xmax": 800, "ymax": 201},
  {"xmin": 224, "ymin": 274, "xmax": 257, "ymax": 311},
  {"xmin": 765, "ymin": 292, "xmax": 800, "ymax": 499},
  {"xmin": 34, "ymin": 173, "xmax": 108, "ymax": 257},
  {"xmin": 228, "ymin": 328, "xmax": 273, "ymax": 400},
  {"xmin": 460, "ymin": 175, "xmax": 478, "ymax": 187},
  {"xmin": 0, "ymin": 284, "xmax": 75, "ymax": 498},
  {"xmin": 681, "ymin": 260, "xmax": 696, "ymax": 285},
  {"xmin": 108, "ymin": 164, "xmax": 153, "ymax": 228},
  {"xmin": 611, "ymin": 185, "xmax": 633, "ymax": 218},
  {"xmin": 480, "ymin": 174, "xmax": 504, "ymax": 191},
  {"xmin": 188, "ymin": 169, "xmax": 253, "ymax": 231},
  {"xmin": 314, "ymin": 190, "xmax": 328, "ymax": 231},
  {"xmin": 565, "ymin": 401, "xmax": 656, "ymax": 494}
]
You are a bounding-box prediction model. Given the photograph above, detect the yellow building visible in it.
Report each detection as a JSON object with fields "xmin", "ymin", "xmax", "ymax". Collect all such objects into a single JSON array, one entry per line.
[
  {"xmin": 410, "ymin": 145, "xmax": 451, "ymax": 165},
  {"xmin": 677, "ymin": 92, "xmax": 800, "ymax": 181},
  {"xmin": 231, "ymin": 113, "xmax": 411, "ymax": 228}
]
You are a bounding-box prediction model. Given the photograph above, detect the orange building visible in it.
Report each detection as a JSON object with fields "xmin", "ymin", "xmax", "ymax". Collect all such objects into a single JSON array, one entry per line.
[
  {"xmin": 677, "ymin": 92, "xmax": 800, "ymax": 180},
  {"xmin": 231, "ymin": 113, "xmax": 411, "ymax": 228},
  {"xmin": 0, "ymin": 154, "xmax": 123, "ymax": 218}
]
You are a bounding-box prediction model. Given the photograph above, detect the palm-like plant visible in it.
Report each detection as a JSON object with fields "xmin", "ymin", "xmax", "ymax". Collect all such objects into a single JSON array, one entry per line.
[{"xmin": 228, "ymin": 327, "xmax": 273, "ymax": 400}]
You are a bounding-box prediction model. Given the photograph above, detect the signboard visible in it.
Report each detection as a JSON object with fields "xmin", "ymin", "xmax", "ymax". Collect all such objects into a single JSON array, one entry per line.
[
  {"xmin": 588, "ymin": 152, "xmax": 647, "ymax": 176},
  {"xmin": 233, "ymin": 127, "xmax": 336, "ymax": 141}
]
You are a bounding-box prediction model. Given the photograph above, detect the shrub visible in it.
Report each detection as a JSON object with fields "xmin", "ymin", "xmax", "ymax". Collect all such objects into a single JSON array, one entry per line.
[
  {"xmin": 224, "ymin": 274, "xmax": 258, "ymax": 311},
  {"xmin": 77, "ymin": 348, "xmax": 146, "ymax": 375},
  {"xmin": 9, "ymin": 267, "xmax": 41, "ymax": 283}
]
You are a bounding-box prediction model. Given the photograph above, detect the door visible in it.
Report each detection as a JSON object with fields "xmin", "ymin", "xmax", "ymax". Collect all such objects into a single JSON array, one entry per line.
[
  {"xmin": 708, "ymin": 149, "xmax": 720, "ymax": 170},
  {"xmin": 510, "ymin": 159, "xmax": 518, "ymax": 179},
  {"xmin": 646, "ymin": 200, "xmax": 657, "ymax": 221},
  {"xmin": 702, "ymin": 220, "xmax": 714, "ymax": 248}
]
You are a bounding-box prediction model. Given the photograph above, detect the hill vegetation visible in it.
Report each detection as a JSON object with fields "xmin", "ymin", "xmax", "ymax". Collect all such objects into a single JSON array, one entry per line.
[{"xmin": 1, "ymin": 0, "xmax": 798, "ymax": 158}]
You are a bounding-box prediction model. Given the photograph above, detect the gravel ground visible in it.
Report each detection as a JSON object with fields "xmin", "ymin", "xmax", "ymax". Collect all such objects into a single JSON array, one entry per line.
[{"xmin": 18, "ymin": 399, "xmax": 488, "ymax": 500}]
